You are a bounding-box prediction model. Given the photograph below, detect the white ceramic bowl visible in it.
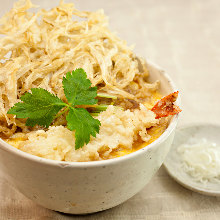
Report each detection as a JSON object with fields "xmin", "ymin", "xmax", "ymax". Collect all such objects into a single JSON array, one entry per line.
[{"xmin": 0, "ymin": 60, "xmax": 180, "ymax": 214}]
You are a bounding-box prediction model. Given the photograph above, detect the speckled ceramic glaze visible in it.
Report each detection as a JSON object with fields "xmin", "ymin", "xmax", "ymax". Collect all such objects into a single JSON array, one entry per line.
[{"xmin": 0, "ymin": 60, "xmax": 180, "ymax": 214}]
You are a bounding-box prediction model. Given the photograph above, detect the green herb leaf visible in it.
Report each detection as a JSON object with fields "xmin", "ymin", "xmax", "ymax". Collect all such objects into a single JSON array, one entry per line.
[
  {"xmin": 8, "ymin": 88, "xmax": 66, "ymax": 127},
  {"xmin": 7, "ymin": 69, "xmax": 103, "ymax": 150},
  {"xmin": 66, "ymin": 108, "xmax": 101, "ymax": 149},
  {"xmin": 63, "ymin": 68, "xmax": 98, "ymax": 106}
]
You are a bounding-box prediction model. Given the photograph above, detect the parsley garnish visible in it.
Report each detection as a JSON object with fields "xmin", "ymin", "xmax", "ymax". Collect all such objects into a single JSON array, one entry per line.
[{"xmin": 7, "ymin": 68, "xmax": 102, "ymax": 150}]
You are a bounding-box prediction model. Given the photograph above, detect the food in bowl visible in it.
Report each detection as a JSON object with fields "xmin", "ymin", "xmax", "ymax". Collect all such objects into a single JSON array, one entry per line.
[{"xmin": 0, "ymin": 0, "xmax": 181, "ymax": 162}]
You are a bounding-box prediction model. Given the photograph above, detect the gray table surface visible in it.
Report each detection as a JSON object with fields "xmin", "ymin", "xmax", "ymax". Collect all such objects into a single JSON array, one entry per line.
[{"xmin": 0, "ymin": 0, "xmax": 220, "ymax": 219}]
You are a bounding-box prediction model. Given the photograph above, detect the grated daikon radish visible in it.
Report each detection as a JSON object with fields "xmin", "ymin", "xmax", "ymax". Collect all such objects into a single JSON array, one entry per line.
[{"xmin": 177, "ymin": 138, "xmax": 220, "ymax": 184}]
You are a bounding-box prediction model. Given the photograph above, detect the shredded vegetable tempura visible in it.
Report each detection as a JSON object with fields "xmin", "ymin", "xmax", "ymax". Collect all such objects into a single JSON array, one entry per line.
[
  {"xmin": 0, "ymin": 0, "xmax": 181, "ymax": 162},
  {"xmin": 0, "ymin": 0, "xmax": 159, "ymax": 138}
]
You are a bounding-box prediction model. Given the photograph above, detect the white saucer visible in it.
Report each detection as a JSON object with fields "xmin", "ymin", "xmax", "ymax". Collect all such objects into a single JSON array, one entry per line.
[{"xmin": 164, "ymin": 124, "xmax": 220, "ymax": 196}]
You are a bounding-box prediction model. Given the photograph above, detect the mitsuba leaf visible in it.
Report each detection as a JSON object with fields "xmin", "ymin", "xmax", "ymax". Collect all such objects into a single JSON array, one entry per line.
[
  {"xmin": 7, "ymin": 88, "xmax": 66, "ymax": 127},
  {"xmin": 63, "ymin": 68, "xmax": 98, "ymax": 106},
  {"xmin": 66, "ymin": 108, "xmax": 101, "ymax": 149},
  {"xmin": 7, "ymin": 69, "xmax": 102, "ymax": 150}
]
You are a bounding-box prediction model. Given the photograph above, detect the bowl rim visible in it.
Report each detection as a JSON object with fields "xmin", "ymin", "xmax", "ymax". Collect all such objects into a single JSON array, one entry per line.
[{"xmin": 0, "ymin": 60, "xmax": 180, "ymax": 168}]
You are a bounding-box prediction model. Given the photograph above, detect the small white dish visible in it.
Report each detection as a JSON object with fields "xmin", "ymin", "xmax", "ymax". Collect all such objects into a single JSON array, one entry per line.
[{"xmin": 164, "ymin": 124, "xmax": 220, "ymax": 196}]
